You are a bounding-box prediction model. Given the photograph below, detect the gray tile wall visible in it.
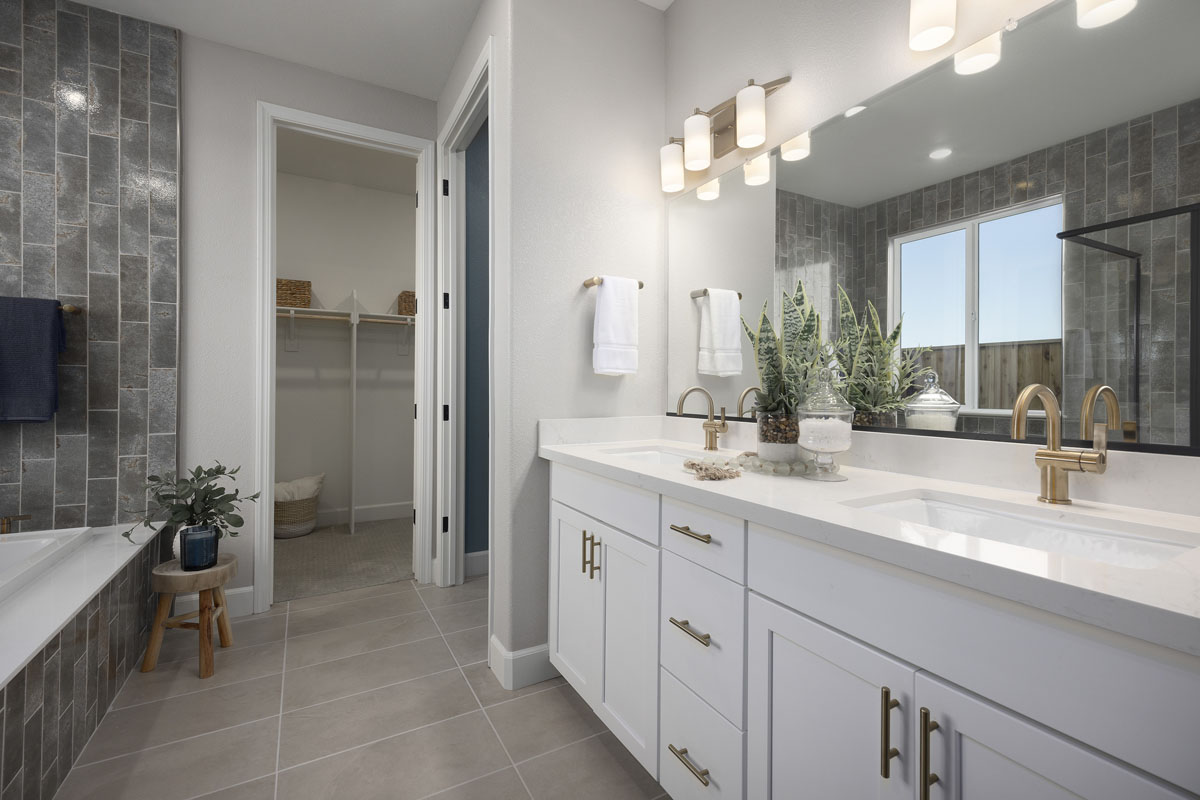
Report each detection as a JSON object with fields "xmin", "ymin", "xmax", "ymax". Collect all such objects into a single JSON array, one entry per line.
[
  {"xmin": 0, "ymin": 1, "xmax": 179, "ymax": 529},
  {"xmin": 775, "ymin": 188, "xmax": 858, "ymax": 327},
  {"xmin": 0, "ymin": 527, "xmax": 169, "ymax": 800}
]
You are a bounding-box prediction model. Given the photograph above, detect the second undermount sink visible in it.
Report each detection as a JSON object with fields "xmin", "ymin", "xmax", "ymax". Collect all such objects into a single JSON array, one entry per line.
[
  {"xmin": 846, "ymin": 490, "xmax": 1194, "ymax": 569},
  {"xmin": 601, "ymin": 445, "xmax": 696, "ymax": 466}
]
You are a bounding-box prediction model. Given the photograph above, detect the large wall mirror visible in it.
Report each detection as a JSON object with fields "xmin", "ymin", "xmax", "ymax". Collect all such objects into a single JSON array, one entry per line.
[{"xmin": 666, "ymin": 0, "xmax": 1199, "ymax": 453}]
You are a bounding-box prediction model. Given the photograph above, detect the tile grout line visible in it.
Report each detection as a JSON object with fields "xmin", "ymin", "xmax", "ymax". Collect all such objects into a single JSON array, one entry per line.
[
  {"xmin": 177, "ymin": 771, "xmax": 278, "ymax": 800},
  {"xmin": 272, "ymin": 600, "xmax": 291, "ymax": 800},
  {"xmin": 283, "ymin": 580, "xmax": 418, "ymax": 614},
  {"xmin": 412, "ymin": 765, "xmax": 517, "ymax": 800},
  {"xmin": 510, "ymin": 730, "xmax": 606, "ymax": 768},
  {"xmin": 71, "ymin": 712, "xmax": 283, "ymax": 769},
  {"xmin": 414, "ymin": 582, "xmax": 535, "ymax": 800},
  {"xmin": 282, "ymin": 666, "xmax": 463, "ymax": 715}
]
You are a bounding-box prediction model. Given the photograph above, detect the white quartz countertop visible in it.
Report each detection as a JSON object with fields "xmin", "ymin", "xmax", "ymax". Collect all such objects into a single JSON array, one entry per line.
[
  {"xmin": 539, "ymin": 438, "xmax": 1200, "ymax": 657},
  {"xmin": 0, "ymin": 524, "xmax": 160, "ymax": 688}
]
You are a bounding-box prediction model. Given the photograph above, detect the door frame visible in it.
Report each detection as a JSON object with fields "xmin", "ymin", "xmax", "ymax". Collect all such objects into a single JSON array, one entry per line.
[
  {"xmin": 253, "ymin": 102, "xmax": 437, "ymax": 613},
  {"xmin": 435, "ymin": 39, "xmax": 494, "ymax": 589}
]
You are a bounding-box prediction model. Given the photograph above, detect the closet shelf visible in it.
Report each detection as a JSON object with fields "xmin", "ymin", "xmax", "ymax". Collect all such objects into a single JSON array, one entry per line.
[{"xmin": 275, "ymin": 306, "xmax": 415, "ymax": 326}]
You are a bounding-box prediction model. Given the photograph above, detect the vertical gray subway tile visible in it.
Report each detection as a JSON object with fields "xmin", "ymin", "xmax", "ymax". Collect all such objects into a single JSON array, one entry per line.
[
  {"xmin": 55, "ymin": 222, "xmax": 87, "ymax": 294},
  {"xmin": 21, "ymin": 170, "xmax": 54, "ymax": 244},
  {"xmin": 85, "ymin": 477, "xmax": 116, "ymax": 526},
  {"xmin": 147, "ymin": 368, "xmax": 174, "ymax": 434},
  {"xmin": 116, "ymin": 455, "xmax": 145, "ymax": 523},
  {"xmin": 1153, "ymin": 133, "xmax": 1178, "ymax": 188},
  {"xmin": 0, "ymin": 0, "xmax": 19, "ymax": 45},
  {"xmin": 56, "ymin": 153, "xmax": 88, "ymax": 224},
  {"xmin": 54, "ymin": 504, "xmax": 83, "ymax": 528},
  {"xmin": 56, "ymin": 364, "xmax": 86, "ymax": 433},
  {"xmin": 20, "ymin": 458, "xmax": 54, "ymax": 529},
  {"xmin": 149, "ymin": 169, "xmax": 175, "ymax": 237},
  {"xmin": 1130, "ymin": 171, "xmax": 1153, "ymax": 217},
  {"xmin": 88, "ymin": 133, "xmax": 118, "ymax": 204},
  {"xmin": 86, "ymin": 340, "xmax": 118, "ymax": 409},
  {"xmin": 1106, "ymin": 123, "xmax": 1129, "ymax": 165},
  {"xmin": 119, "ymin": 184, "xmax": 147, "ymax": 256},
  {"xmin": 22, "ymin": 98, "xmax": 55, "ymax": 173},
  {"xmin": 0, "ymin": 88, "xmax": 20, "ymax": 119},
  {"xmin": 54, "ymin": 82, "xmax": 87, "ymax": 156},
  {"xmin": 118, "ymin": 321, "xmax": 147, "ymax": 388},
  {"xmin": 0, "ymin": 262, "xmax": 18, "ymax": 293},
  {"xmin": 87, "ymin": 64, "xmax": 119, "ymax": 136},
  {"xmin": 0, "ymin": 116, "xmax": 18, "ymax": 192},
  {"xmin": 1064, "ymin": 141, "xmax": 1085, "ymax": 193},
  {"xmin": 88, "ymin": 201, "xmax": 117, "ymax": 273},
  {"xmin": 25, "ymin": 0, "xmax": 56, "ymax": 30},
  {"xmin": 147, "ymin": 433, "xmax": 175, "ymax": 479},
  {"xmin": 118, "ymin": 50, "xmax": 147, "ymax": 121},
  {"xmin": 20, "ymin": 242, "xmax": 54, "ymax": 298},
  {"xmin": 119, "ymin": 15, "xmax": 148, "ymax": 54},
  {"xmin": 22, "ymin": 419, "xmax": 54, "ymax": 459},
  {"xmin": 1153, "ymin": 107, "xmax": 1178, "ymax": 137},
  {"xmin": 148, "ymin": 302, "xmax": 175, "ymax": 368},
  {"xmin": 57, "ymin": 292, "xmax": 86, "ymax": 364},
  {"xmin": 148, "ymin": 102, "xmax": 175, "ymax": 171},
  {"xmin": 1180, "ymin": 141, "xmax": 1200, "ymax": 199},
  {"xmin": 1106, "ymin": 161, "xmax": 1129, "ymax": 217},
  {"xmin": 119, "ymin": 254, "xmax": 147, "ymax": 321},
  {"xmin": 86, "ymin": 270, "xmax": 117, "ymax": 341},
  {"xmin": 148, "ymin": 236, "xmax": 175, "ymax": 302},
  {"xmin": 117, "ymin": 387, "xmax": 147, "ymax": 456},
  {"xmin": 1084, "ymin": 154, "xmax": 1106, "ymax": 206},
  {"xmin": 0, "ymin": 64, "xmax": 17, "ymax": 95},
  {"xmin": 1084, "ymin": 128, "xmax": 1107, "ymax": 158},
  {"xmin": 88, "ymin": 7, "xmax": 118, "ymax": 68},
  {"xmin": 0, "ymin": 483, "xmax": 18, "ymax": 520},
  {"xmin": 87, "ymin": 409, "xmax": 117, "ymax": 478},
  {"xmin": 56, "ymin": 10, "xmax": 88, "ymax": 84},
  {"xmin": 0, "ymin": 190, "xmax": 18, "ymax": 264},
  {"xmin": 0, "ymin": 423, "xmax": 19, "ymax": 484},
  {"xmin": 22, "ymin": 24, "xmax": 55, "ymax": 103},
  {"xmin": 3, "ymin": 670, "xmax": 26, "ymax": 787},
  {"xmin": 119, "ymin": 117, "xmax": 147, "ymax": 188},
  {"xmin": 148, "ymin": 33, "xmax": 176, "ymax": 106},
  {"xmin": 54, "ymin": 434, "xmax": 86, "ymax": 506}
]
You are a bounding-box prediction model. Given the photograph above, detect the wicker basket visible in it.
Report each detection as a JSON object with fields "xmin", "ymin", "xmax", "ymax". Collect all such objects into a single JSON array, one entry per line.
[
  {"xmin": 398, "ymin": 291, "xmax": 416, "ymax": 316},
  {"xmin": 277, "ymin": 279, "xmax": 312, "ymax": 308},
  {"xmin": 274, "ymin": 495, "xmax": 318, "ymax": 539}
]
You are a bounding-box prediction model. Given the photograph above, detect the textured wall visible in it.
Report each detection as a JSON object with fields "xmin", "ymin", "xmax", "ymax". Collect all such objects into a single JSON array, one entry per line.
[{"xmin": 0, "ymin": 1, "xmax": 179, "ymax": 530}]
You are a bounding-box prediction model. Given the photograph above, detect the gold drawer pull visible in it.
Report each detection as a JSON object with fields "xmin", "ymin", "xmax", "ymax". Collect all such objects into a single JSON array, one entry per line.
[
  {"xmin": 589, "ymin": 536, "xmax": 600, "ymax": 580},
  {"xmin": 581, "ymin": 531, "xmax": 590, "ymax": 574},
  {"xmin": 920, "ymin": 707, "xmax": 940, "ymax": 800},
  {"xmin": 880, "ymin": 686, "xmax": 900, "ymax": 778},
  {"xmin": 670, "ymin": 524, "xmax": 712, "ymax": 544},
  {"xmin": 668, "ymin": 744, "xmax": 711, "ymax": 786},
  {"xmin": 669, "ymin": 617, "xmax": 711, "ymax": 647}
]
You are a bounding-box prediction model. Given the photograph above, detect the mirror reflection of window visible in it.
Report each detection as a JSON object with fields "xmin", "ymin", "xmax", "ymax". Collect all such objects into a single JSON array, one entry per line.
[{"xmin": 895, "ymin": 200, "xmax": 1064, "ymax": 412}]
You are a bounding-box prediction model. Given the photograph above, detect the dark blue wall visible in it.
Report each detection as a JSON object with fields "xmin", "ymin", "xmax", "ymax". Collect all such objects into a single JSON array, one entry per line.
[{"xmin": 463, "ymin": 121, "xmax": 489, "ymax": 554}]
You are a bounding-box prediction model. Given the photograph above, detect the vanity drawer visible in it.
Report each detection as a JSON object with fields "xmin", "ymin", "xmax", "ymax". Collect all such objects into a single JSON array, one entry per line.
[
  {"xmin": 661, "ymin": 550, "xmax": 745, "ymax": 727},
  {"xmin": 550, "ymin": 464, "xmax": 659, "ymax": 544},
  {"xmin": 660, "ymin": 667, "xmax": 744, "ymax": 800},
  {"xmin": 661, "ymin": 497, "xmax": 745, "ymax": 582}
]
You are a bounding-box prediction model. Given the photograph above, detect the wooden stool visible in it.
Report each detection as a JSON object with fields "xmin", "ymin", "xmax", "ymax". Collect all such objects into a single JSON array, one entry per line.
[{"xmin": 142, "ymin": 554, "xmax": 238, "ymax": 679}]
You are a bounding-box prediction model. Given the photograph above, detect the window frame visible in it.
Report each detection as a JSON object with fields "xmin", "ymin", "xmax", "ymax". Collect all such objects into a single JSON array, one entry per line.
[{"xmin": 887, "ymin": 194, "xmax": 1065, "ymax": 413}]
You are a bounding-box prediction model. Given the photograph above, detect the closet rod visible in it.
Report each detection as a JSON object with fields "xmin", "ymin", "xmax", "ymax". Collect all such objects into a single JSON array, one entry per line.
[{"xmin": 274, "ymin": 311, "xmax": 414, "ymax": 325}]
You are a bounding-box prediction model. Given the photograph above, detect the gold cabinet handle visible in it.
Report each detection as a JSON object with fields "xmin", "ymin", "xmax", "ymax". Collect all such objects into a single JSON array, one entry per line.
[
  {"xmin": 581, "ymin": 531, "xmax": 592, "ymax": 574},
  {"xmin": 880, "ymin": 686, "xmax": 900, "ymax": 778},
  {"xmin": 589, "ymin": 537, "xmax": 600, "ymax": 580},
  {"xmin": 669, "ymin": 617, "xmax": 711, "ymax": 647},
  {"xmin": 668, "ymin": 744, "xmax": 711, "ymax": 787},
  {"xmin": 669, "ymin": 524, "xmax": 712, "ymax": 544},
  {"xmin": 920, "ymin": 707, "xmax": 940, "ymax": 800}
]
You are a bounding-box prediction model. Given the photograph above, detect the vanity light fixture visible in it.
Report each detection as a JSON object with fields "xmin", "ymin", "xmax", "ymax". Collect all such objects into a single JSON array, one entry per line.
[
  {"xmin": 697, "ymin": 178, "xmax": 720, "ymax": 201},
  {"xmin": 684, "ymin": 110, "xmax": 712, "ymax": 171},
  {"xmin": 954, "ymin": 30, "xmax": 1003, "ymax": 75},
  {"xmin": 1076, "ymin": 0, "xmax": 1137, "ymax": 28},
  {"xmin": 736, "ymin": 82, "xmax": 767, "ymax": 149},
  {"xmin": 909, "ymin": 0, "xmax": 957, "ymax": 51},
  {"xmin": 780, "ymin": 130, "xmax": 812, "ymax": 162},
  {"xmin": 660, "ymin": 138, "xmax": 685, "ymax": 193},
  {"xmin": 844, "ymin": 105, "xmax": 867, "ymax": 118},
  {"xmin": 744, "ymin": 154, "xmax": 770, "ymax": 186},
  {"xmin": 929, "ymin": 147, "xmax": 953, "ymax": 160}
]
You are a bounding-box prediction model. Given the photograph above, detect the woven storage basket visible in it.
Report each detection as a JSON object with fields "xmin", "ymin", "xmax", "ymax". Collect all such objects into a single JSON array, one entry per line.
[
  {"xmin": 398, "ymin": 291, "xmax": 417, "ymax": 316},
  {"xmin": 277, "ymin": 279, "xmax": 312, "ymax": 308},
  {"xmin": 274, "ymin": 495, "xmax": 318, "ymax": 539}
]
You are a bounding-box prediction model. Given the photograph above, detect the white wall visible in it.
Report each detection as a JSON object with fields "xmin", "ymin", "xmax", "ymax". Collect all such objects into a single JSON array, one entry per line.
[
  {"xmin": 274, "ymin": 173, "xmax": 416, "ymax": 526},
  {"xmin": 180, "ymin": 36, "xmax": 435, "ymax": 591},
  {"xmin": 664, "ymin": 0, "xmax": 1057, "ymax": 190}
]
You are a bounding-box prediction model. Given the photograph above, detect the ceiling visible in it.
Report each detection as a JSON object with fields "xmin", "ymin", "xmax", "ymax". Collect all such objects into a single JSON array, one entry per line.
[
  {"xmin": 84, "ymin": 0, "xmax": 484, "ymax": 100},
  {"xmin": 276, "ymin": 128, "xmax": 416, "ymax": 194},
  {"xmin": 775, "ymin": 0, "xmax": 1200, "ymax": 208},
  {"xmin": 637, "ymin": 0, "xmax": 676, "ymax": 10}
]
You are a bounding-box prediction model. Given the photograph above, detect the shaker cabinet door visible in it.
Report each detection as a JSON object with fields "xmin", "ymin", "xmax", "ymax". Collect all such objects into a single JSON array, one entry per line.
[{"xmin": 548, "ymin": 502, "xmax": 604, "ymax": 705}]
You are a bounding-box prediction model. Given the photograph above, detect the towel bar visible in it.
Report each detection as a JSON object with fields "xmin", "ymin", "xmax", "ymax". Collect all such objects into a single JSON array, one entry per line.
[
  {"xmin": 690, "ymin": 289, "xmax": 742, "ymax": 299},
  {"xmin": 61, "ymin": 304, "xmax": 83, "ymax": 314},
  {"xmin": 583, "ymin": 277, "xmax": 644, "ymax": 289}
]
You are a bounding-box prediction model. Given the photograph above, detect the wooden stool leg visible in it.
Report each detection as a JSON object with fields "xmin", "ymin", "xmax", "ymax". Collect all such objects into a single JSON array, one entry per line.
[
  {"xmin": 198, "ymin": 589, "xmax": 215, "ymax": 679},
  {"xmin": 214, "ymin": 585, "xmax": 234, "ymax": 649},
  {"xmin": 141, "ymin": 593, "xmax": 174, "ymax": 672}
]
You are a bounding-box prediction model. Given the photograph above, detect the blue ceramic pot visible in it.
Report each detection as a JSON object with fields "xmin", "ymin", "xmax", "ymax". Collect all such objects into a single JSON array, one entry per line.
[{"xmin": 178, "ymin": 525, "xmax": 219, "ymax": 571}]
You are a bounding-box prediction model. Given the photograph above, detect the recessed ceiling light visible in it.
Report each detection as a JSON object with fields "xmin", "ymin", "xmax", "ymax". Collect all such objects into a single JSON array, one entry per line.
[
  {"xmin": 929, "ymin": 147, "xmax": 953, "ymax": 160},
  {"xmin": 844, "ymin": 106, "xmax": 867, "ymax": 118},
  {"xmin": 1076, "ymin": 0, "xmax": 1137, "ymax": 29}
]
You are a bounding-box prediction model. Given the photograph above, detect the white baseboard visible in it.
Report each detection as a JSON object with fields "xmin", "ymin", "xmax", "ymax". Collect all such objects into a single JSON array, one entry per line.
[
  {"xmin": 465, "ymin": 550, "xmax": 488, "ymax": 577},
  {"xmin": 314, "ymin": 501, "xmax": 413, "ymax": 528},
  {"xmin": 173, "ymin": 585, "xmax": 256, "ymax": 620},
  {"xmin": 488, "ymin": 635, "xmax": 559, "ymax": 690}
]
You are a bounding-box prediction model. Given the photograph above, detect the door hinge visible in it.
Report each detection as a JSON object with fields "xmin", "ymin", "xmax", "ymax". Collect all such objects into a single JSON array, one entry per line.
[
  {"xmin": 415, "ymin": 193, "xmax": 418, "ymax": 208},
  {"xmin": 413, "ymin": 403, "xmax": 417, "ymax": 420},
  {"xmin": 442, "ymin": 292, "xmax": 449, "ymax": 309},
  {"xmin": 413, "ymin": 508, "xmax": 417, "ymax": 524},
  {"xmin": 442, "ymin": 179, "xmax": 449, "ymax": 196},
  {"xmin": 442, "ymin": 404, "xmax": 449, "ymax": 421},
  {"xmin": 442, "ymin": 516, "xmax": 449, "ymax": 533}
]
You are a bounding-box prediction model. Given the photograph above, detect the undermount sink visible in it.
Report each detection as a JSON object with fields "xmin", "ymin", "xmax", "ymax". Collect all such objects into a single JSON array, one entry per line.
[
  {"xmin": 846, "ymin": 490, "xmax": 1193, "ymax": 569},
  {"xmin": 601, "ymin": 446, "xmax": 696, "ymax": 466}
]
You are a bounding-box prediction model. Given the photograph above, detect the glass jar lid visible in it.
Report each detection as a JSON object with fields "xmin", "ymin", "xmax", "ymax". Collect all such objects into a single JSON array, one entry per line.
[
  {"xmin": 802, "ymin": 368, "xmax": 853, "ymax": 413},
  {"xmin": 906, "ymin": 371, "xmax": 960, "ymax": 412}
]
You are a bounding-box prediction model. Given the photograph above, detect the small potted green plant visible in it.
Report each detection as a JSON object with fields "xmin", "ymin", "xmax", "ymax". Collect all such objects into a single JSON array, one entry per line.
[
  {"xmin": 125, "ymin": 463, "xmax": 259, "ymax": 571},
  {"xmin": 833, "ymin": 286, "xmax": 930, "ymax": 427}
]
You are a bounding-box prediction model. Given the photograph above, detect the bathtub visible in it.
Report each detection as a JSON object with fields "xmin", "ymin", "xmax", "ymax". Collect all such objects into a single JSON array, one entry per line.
[{"xmin": 0, "ymin": 527, "xmax": 93, "ymax": 604}]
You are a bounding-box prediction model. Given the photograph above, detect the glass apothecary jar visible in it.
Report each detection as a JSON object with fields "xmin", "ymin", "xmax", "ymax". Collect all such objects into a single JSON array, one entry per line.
[
  {"xmin": 797, "ymin": 369, "xmax": 853, "ymax": 482},
  {"xmin": 757, "ymin": 410, "xmax": 800, "ymax": 465},
  {"xmin": 904, "ymin": 371, "xmax": 960, "ymax": 431}
]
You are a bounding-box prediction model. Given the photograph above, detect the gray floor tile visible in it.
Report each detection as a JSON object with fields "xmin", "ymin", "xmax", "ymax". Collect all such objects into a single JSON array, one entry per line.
[
  {"xmin": 287, "ymin": 590, "xmax": 427, "ymax": 638},
  {"xmin": 417, "ymin": 576, "xmax": 488, "ymax": 609},
  {"xmin": 486, "ymin": 684, "xmax": 605, "ymax": 763},
  {"xmin": 189, "ymin": 775, "xmax": 277, "ymax": 799},
  {"xmin": 423, "ymin": 767, "xmax": 530, "ymax": 799},
  {"xmin": 275, "ymin": 712, "xmax": 510, "ymax": 800},
  {"xmin": 460, "ymin": 663, "xmax": 565, "ymax": 708},
  {"xmin": 289, "ymin": 578, "xmax": 415, "ymax": 613},
  {"xmin": 283, "ymin": 636, "xmax": 455, "ymax": 712},
  {"xmin": 429, "ymin": 598, "xmax": 487, "ymax": 634},
  {"xmin": 112, "ymin": 640, "xmax": 284, "ymax": 709},
  {"xmin": 154, "ymin": 611, "xmax": 287, "ymax": 665},
  {"xmin": 444, "ymin": 625, "xmax": 488, "ymax": 666},
  {"xmin": 517, "ymin": 732, "xmax": 662, "ymax": 800},
  {"xmin": 284, "ymin": 609, "xmax": 438, "ymax": 672}
]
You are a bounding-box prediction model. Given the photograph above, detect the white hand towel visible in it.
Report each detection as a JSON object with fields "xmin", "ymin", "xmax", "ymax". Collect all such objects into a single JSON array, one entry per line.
[
  {"xmin": 698, "ymin": 288, "xmax": 743, "ymax": 377},
  {"xmin": 592, "ymin": 276, "xmax": 639, "ymax": 376}
]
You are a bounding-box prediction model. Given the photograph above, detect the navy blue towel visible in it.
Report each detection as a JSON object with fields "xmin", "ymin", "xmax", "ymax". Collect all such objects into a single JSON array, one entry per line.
[{"xmin": 0, "ymin": 297, "xmax": 67, "ymax": 423}]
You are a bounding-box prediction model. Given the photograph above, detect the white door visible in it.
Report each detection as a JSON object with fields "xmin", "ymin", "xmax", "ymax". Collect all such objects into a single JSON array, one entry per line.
[
  {"xmin": 915, "ymin": 672, "xmax": 1190, "ymax": 800},
  {"xmin": 547, "ymin": 502, "xmax": 603, "ymax": 704},
  {"xmin": 597, "ymin": 525, "xmax": 661, "ymax": 776},
  {"xmin": 747, "ymin": 593, "xmax": 916, "ymax": 800}
]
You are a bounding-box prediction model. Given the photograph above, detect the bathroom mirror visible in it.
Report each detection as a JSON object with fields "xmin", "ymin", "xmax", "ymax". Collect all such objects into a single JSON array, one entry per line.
[{"xmin": 666, "ymin": 0, "xmax": 1200, "ymax": 452}]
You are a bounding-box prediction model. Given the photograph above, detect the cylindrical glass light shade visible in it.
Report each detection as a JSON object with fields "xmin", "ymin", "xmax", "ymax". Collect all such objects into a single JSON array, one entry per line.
[
  {"xmin": 744, "ymin": 154, "xmax": 770, "ymax": 186},
  {"xmin": 780, "ymin": 130, "xmax": 811, "ymax": 162},
  {"xmin": 909, "ymin": 0, "xmax": 956, "ymax": 51},
  {"xmin": 736, "ymin": 83, "xmax": 766, "ymax": 149},
  {"xmin": 697, "ymin": 178, "xmax": 720, "ymax": 201},
  {"xmin": 1076, "ymin": 0, "xmax": 1136, "ymax": 28},
  {"xmin": 660, "ymin": 143, "xmax": 684, "ymax": 193},
  {"xmin": 954, "ymin": 31, "xmax": 1002, "ymax": 74},
  {"xmin": 684, "ymin": 112, "xmax": 712, "ymax": 171}
]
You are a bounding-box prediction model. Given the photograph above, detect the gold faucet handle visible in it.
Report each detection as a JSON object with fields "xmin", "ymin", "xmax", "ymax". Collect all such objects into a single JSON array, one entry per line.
[{"xmin": 717, "ymin": 406, "xmax": 728, "ymax": 431}]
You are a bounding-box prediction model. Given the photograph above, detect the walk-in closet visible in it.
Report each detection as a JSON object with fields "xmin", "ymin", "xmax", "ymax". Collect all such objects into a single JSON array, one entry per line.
[{"xmin": 271, "ymin": 128, "xmax": 418, "ymax": 601}]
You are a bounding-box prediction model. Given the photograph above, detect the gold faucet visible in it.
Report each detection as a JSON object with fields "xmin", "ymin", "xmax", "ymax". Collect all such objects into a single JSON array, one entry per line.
[
  {"xmin": 677, "ymin": 386, "xmax": 728, "ymax": 451},
  {"xmin": 0, "ymin": 514, "xmax": 31, "ymax": 534},
  {"xmin": 1011, "ymin": 383, "xmax": 1120, "ymax": 504},
  {"xmin": 736, "ymin": 386, "xmax": 762, "ymax": 419},
  {"xmin": 1080, "ymin": 384, "xmax": 1122, "ymax": 464}
]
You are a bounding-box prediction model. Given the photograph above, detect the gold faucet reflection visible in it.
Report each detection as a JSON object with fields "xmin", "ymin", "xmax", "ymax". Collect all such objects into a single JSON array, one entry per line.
[
  {"xmin": 1010, "ymin": 383, "xmax": 1121, "ymax": 504},
  {"xmin": 0, "ymin": 514, "xmax": 31, "ymax": 535},
  {"xmin": 677, "ymin": 386, "xmax": 728, "ymax": 451},
  {"xmin": 736, "ymin": 386, "xmax": 762, "ymax": 419}
]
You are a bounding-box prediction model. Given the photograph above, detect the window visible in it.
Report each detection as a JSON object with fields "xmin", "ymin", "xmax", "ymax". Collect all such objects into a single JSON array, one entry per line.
[{"xmin": 892, "ymin": 199, "xmax": 1064, "ymax": 411}]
